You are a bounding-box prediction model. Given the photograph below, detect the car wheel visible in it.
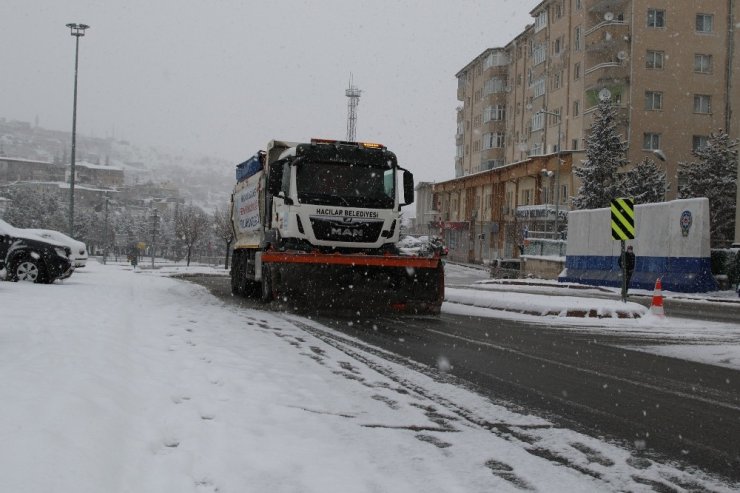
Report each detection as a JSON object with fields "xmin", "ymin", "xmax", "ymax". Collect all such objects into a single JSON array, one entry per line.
[{"xmin": 11, "ymin": 256, "xmax": 45, "ymax": 283}]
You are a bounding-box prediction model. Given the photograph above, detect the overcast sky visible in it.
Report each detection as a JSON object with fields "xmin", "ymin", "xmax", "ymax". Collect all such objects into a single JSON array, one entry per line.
[{"xmin": 1, "ymin": 0, "xmax": 537, "ymax": 183}]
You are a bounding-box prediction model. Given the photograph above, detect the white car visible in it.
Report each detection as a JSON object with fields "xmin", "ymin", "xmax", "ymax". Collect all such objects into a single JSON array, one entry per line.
[{"xmin": 23, "ymin": 228, "xmax": 88, "ymax": 268}]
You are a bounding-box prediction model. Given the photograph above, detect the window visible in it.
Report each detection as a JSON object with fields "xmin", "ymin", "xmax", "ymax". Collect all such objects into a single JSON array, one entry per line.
[
  {"xmin": 643, "ymin": 133, "xmax": 661, "ymax": 150},
  {"xmin": 484, "ymin": 77, "xmax": 506, "ymax": 95},
  {"xmin": 647, "ymin": 9, "xmax": 665, "ymax": 28},
  {"xmin": 574, "ymin": 62, "xmax": 581, "ymax": 80},
  {"xmin": 456, "ymin": 144, "xmax": 464, "ymax": 158},
  {"xmin": 574, "ymin": 26, "xmax": 582, "ymax": 51},
  {"xmin": 484, "ymin": 51, "xmax": 509, "ymax": 69},
  {"xmin": 532, "ymin": 77, "xmax": 546, "ymax": 98},
  {"xmin": 482, "ymin": 132, "xmax": 505, "ymax": 149},
  {"xmin": 483, "ymin": 159, "xmax": 505, "ymax": 170},
  {"xmin": 553, "ymin": 36, "xmax": 563, "ymax": 55},
  {"xmin": 560, "ymin": 185, "xmax": 568, "ymax": 204},
  {"xmin": 483, "ymin": 105, "xmax": 506, "ymax": 122},
  {"xmin": 692, "ymin": 135, "xmax": 708, "ymax": 151},
  {"xmin": 522, "ymin": 189, "xmax": 532, "ymax": 206},
  {"xmin": 571, "ymin": 139, "xmax": 579, "ymax": 150},
  {"xmin": 576, "ymin": 0, "xmax": 582, "ymax": 10},
  {"xmin": 532, "ymin": 43, "xmax": 547, "ymax": 65},
  {"xmin": 457, "ymin": 73, "xmax": 468, "ymax": 90},
  {"xmin": 535, "ymin": 10, "xmax": 548, "ymax": 32},
  {"xmin": 531, "ymin": 112, "xmax": 545, "ymax": 131},
  {"xmin": 549, "ymin": 109, "xmax": 561, "ymax": 126},
  {"xmin": 696, "ymin": 14, "xmax": 713, "ymax": 33},
  {"xmin": 646, "ymin": 50, "xmax": 664, "ymax": 69},
  {"xmin": 691, "ymin": 135, "xmax": 709, "ymax": 151},
  {"xmin": 694, "ymin": 54, "xmax": 712, "ymax": 74},
  {"xmin": 645, "ymin": 91, "xmax": 663, "ymax": 110},
  {"xmin": 573, "ymin": 100, "xmax": 580, "ymax": 116},
  {"xmin": 694, "ymin": 94, "xmax": 711, "ymax": 113},
  {"xmin": 552, "ymin": 71, "xmax": 562, "ymax": 90}
]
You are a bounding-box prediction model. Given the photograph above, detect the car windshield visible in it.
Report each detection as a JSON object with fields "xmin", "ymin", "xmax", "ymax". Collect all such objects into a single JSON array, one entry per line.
[{"xmin": 296, "ymin": 161, "xmax": 394, "ymax": 209}]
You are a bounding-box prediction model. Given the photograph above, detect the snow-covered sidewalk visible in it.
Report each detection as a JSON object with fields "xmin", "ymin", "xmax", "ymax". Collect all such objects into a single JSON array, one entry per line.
[{"xmin": 0, "ymin": 262, "xmax": 738, "ymax": 492}]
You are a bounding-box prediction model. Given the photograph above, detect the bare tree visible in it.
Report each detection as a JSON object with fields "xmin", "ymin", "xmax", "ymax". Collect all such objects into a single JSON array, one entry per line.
[
  {"xmin": 175, "ymin": 204, "xmax": 209, "ymax": 266},
  {"xmin": 212, "ymin": 205, "xmax": 234, "ymax": 270}
]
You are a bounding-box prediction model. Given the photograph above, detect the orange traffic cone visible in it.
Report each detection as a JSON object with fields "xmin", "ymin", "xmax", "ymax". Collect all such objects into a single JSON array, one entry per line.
[{"xmin": 650, "ymin": 278, "xmax": 665, "ymax": 317}]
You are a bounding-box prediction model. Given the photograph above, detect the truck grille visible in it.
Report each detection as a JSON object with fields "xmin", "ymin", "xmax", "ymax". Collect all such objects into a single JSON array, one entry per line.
[{"xmin": 309, "ymin": 217, "xmax": 384, "ymax": 243}]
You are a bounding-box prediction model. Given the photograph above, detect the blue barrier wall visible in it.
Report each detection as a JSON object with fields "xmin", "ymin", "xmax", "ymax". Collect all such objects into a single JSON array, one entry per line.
[{"xmin": 560, "ymin": 198, "xmax": 718, "ymax": 292}]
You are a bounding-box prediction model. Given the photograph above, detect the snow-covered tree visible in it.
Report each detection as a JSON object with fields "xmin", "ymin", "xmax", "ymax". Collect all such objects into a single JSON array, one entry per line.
[
  {"xmin": 621, "ymin": 157, "xmax": 669, "ymax": 204},
  {"xmin": 678, "ymin": 129, "xmax": 738, "ymax": 247},
  {"xmin": 572, "ymin": 97, "xmax": 629, "ymax": 210},
  {"xmin": 212, "ymin": 205, "xmax": 233, "ymax": 269},
  {"xmin": 175, "ymin": 203, "xmax": 209, "ymax": 266},
  {"xmin": 1, "ymin": 188, "xmax": 66, "ymax": 230}
]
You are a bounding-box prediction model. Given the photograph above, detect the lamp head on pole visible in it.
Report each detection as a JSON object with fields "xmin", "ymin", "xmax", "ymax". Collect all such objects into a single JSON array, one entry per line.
[
  {"xmin": 66, "ymin": 23, "xmax": 89, "ymax": 37},
  {"xmin": 652, "ymin": 149, "xmax": 667, "ymax": 162}
]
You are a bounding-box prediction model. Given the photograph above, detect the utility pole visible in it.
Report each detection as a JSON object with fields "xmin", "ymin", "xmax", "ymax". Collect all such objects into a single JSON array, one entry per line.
[{"xmin": 65, "ymin": 22, "xmax": 89, "ymax": 238}]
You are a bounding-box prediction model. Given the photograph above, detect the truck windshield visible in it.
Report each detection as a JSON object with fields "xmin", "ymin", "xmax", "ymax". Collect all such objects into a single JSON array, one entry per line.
[{"xmin": 296, "ymin": 161, "xmax": 395, "ymax": 209}]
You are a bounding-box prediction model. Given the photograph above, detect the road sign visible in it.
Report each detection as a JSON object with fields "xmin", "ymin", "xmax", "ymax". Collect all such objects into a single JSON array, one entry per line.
[{"xmin": 611, "ymin": 198, "xmax": 635, "ymax": 240}]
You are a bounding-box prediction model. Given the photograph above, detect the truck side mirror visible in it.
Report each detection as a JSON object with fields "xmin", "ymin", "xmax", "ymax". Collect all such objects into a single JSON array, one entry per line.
[
  {"xmin": 402, "ymin": 170, "xmax": 414, "ymax": 206},
  {"xmin": 268, "ymin": 162, "xmax": 284, "ymax": 196}
]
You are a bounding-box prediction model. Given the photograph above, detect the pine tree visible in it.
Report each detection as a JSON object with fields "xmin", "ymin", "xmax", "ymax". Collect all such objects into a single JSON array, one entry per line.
[
  {"xmin": 621, "ymin": 157, "xmax": 669, "ymax": 204},
  {"xmin": 572, "ymin": 97, "xmax": 628, "ymax": 210},
  {"xmin": 678, "ymin": 129, "xmax": 738, "ymax": 247}
]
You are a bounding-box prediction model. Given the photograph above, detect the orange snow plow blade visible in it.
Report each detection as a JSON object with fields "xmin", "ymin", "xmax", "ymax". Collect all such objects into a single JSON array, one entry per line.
[
  {"xmin": 262, "ymin": 251, "xmax": 444, "ymax": 315},
  {"xmin": 262, "ymin": 251, "xmax": 440, "ymax": 268}
]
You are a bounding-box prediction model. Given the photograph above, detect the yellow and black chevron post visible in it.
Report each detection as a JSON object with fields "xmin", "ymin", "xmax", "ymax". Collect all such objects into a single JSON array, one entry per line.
[{"xmin": 611, "ymin": 198, "xmax": 635, "ymax": 240}]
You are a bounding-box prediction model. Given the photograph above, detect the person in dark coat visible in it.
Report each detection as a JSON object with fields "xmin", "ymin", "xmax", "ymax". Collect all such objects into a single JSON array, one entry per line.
[{"xmin": 618, "ymin": 245, "xmax": 636, "ymax": 292}]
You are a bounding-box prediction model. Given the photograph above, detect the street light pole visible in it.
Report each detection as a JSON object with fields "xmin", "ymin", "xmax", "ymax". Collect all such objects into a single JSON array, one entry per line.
[
  {"xmin": 102, "ymin": 194, "xmax": 109, "ymax": 264},
  {"xmin": 653, "ymin": 149, "xmax": 668, "ymax": 202},
  {"xmin": 539, "ymin": 109, "xmax": 562, "ymax": 238},
  {"xmin": 150, "ymin": 209, "xmax": 159, "ymax": 269},
  {"xmin": 66, "ymin": 22, "xmax": 89, "ymax": 238}
]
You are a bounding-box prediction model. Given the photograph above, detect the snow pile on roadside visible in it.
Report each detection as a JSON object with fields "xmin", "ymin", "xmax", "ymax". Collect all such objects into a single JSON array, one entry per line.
[{"xmin": 445, "ymin": 286, "xmax": 647, "ymax": 318}]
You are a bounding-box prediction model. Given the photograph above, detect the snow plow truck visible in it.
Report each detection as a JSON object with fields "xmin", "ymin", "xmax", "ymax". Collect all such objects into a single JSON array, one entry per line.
[{"xmin": 229, "ymin": 138, "xmax": 444, "ymax": 315}]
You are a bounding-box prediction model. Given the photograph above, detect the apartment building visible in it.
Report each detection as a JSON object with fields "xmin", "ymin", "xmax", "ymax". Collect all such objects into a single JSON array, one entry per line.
[{"xmin": 436, "ymin": 0, "xmax": 738, "ymax": 262}]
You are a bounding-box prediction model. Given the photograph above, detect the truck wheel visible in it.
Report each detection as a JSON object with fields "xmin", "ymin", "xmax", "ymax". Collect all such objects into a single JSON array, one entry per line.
[
  {"xmin": 261, "ymin": 264, "xmax": 273, "ymax": 302},
  {"xmin": 10, "ymin": 256, "xmax": 45, "ymax": 283},
  {"xmin": 230, "ymin": 253, "xmax": 244, "ymax": 295}
]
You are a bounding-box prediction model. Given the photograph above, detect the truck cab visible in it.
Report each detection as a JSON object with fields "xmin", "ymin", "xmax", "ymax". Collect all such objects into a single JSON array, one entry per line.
[{"xmin": 266, "ymin": 139, "xmax": 414, "ymax": 252}]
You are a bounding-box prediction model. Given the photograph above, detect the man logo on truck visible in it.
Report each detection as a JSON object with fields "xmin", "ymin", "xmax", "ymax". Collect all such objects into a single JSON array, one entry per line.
[{"xmin": 331, "ymin": 227, "xmax": 364, "ymax": 238}]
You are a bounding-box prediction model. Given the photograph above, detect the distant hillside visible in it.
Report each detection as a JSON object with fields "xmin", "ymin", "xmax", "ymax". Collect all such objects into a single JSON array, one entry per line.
[{"xmin": 0, "ymin": 117, "xmax": 235, "ymax": 211}]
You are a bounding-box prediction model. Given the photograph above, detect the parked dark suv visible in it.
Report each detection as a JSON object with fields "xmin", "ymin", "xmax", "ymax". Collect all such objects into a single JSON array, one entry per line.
[{"xmin": 0, "ymin": 219, "xmax": 74, "ymax": 283}]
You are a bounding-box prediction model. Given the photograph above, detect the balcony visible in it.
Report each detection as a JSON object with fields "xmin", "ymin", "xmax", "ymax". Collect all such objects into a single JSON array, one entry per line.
[
  {"xmin": 585, "ymin": 22, "xmax": 630, "ymax": 53},
  {"xmin": 584, "ymin": 61, "xmax": 629, "ymax": 81},
  {"xmin": 588, "ymin": 0, "xmax": 628, "ymax": 14}
]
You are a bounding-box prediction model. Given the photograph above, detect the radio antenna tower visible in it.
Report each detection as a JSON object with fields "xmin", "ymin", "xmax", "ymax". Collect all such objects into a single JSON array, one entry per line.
[{"xmin": 345, "ymin": 74, "xmax": 362, "ymax": 141}]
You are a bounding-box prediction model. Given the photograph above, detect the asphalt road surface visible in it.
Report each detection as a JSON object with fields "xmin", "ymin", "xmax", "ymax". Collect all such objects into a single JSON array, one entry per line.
[{"xmin": 182, "ymin": 273, "xmax": 740, "ymax": 481}]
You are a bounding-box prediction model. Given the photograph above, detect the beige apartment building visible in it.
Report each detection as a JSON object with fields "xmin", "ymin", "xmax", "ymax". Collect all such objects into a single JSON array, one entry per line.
[{"xmin": 436, "ymin": 0, "xmax": 739, "ymax": 263}]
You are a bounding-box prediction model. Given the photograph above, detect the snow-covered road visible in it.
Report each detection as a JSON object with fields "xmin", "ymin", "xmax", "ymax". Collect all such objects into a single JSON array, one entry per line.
[{"xmin": 0, "ymin": 261, "xmax": 737, "ymax": 492}]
